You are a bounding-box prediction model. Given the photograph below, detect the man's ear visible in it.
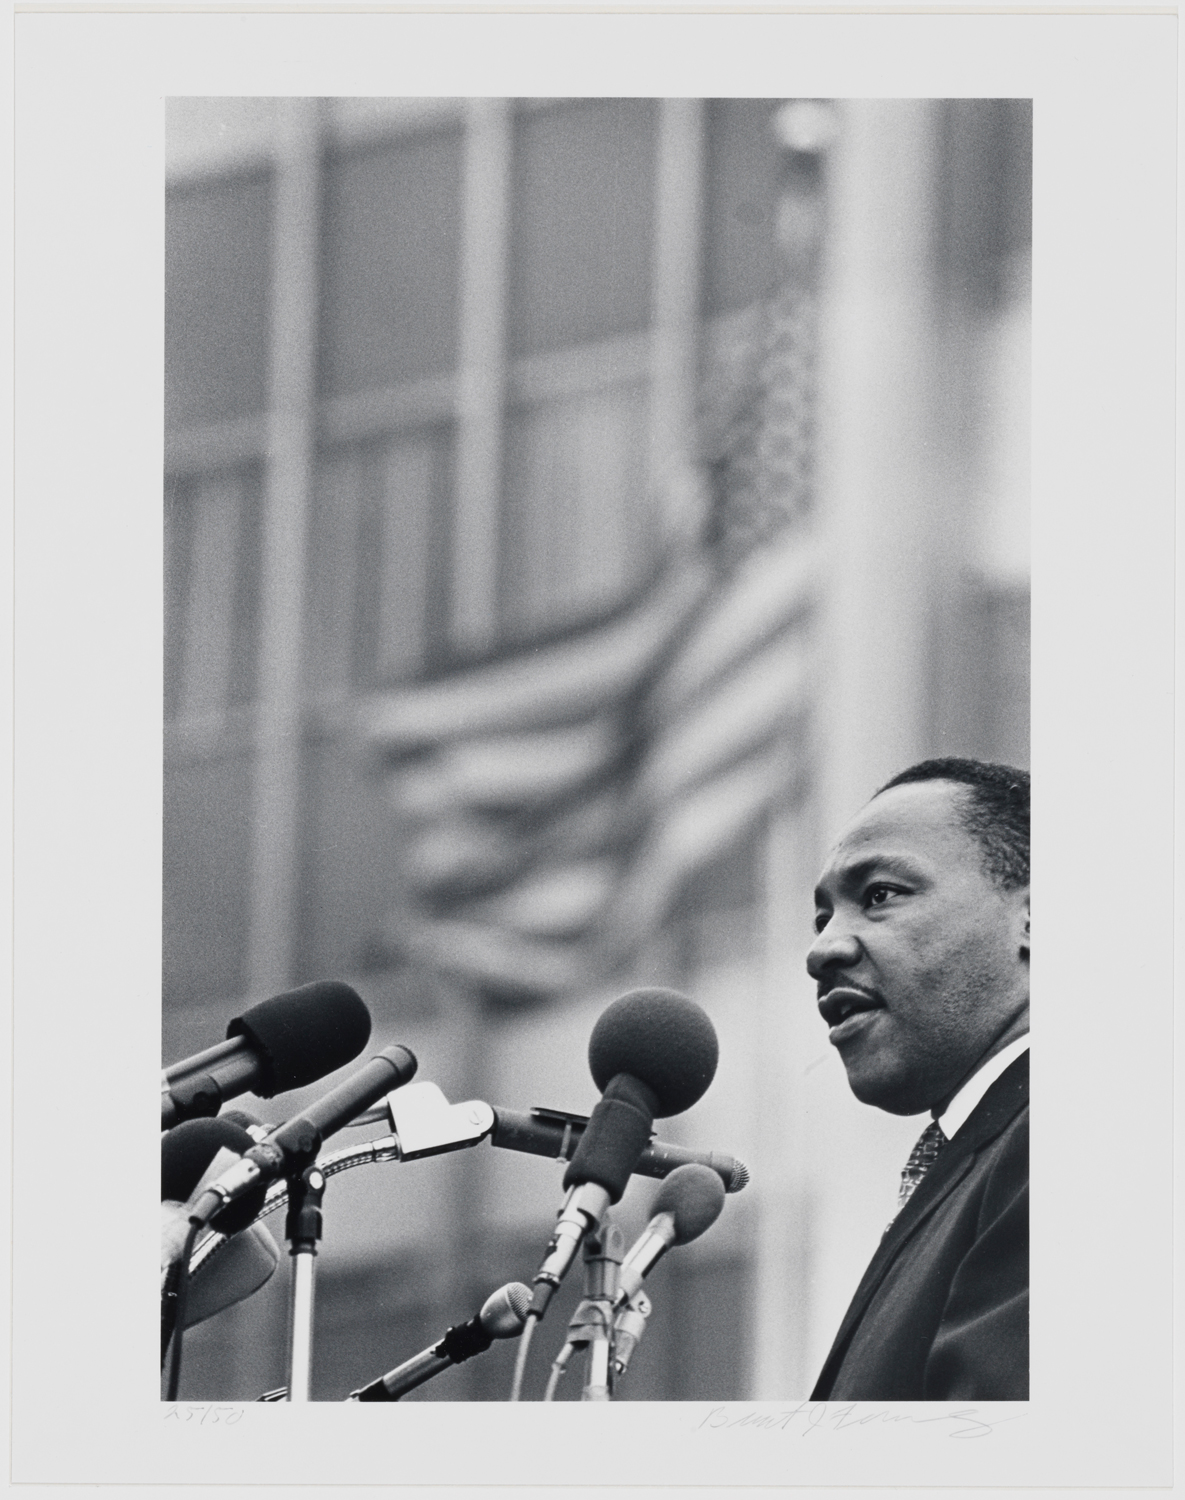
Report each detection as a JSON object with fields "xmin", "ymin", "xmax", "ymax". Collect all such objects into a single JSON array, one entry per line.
[{"xmin": 1018, "ymin": 889, "xmax": 1030, "ymax": 962}]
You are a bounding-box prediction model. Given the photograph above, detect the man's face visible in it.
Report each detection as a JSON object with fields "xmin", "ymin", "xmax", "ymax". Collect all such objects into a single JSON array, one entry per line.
[{"xmin": 806, "ymin": 780, "xmax": 1029, "ymax": 1116}]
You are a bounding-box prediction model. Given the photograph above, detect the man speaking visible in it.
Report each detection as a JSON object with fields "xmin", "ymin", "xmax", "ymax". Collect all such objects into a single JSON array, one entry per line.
[{"xmin": 807, "ymin": 758, "xmax": 1029, "ymax": 1401}]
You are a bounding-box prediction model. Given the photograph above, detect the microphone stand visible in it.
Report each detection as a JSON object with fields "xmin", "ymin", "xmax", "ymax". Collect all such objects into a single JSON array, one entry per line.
[
  {"xmin": 284, "ymin": 1163, "xmax": 326, "ymax": 1402},
  {"xmin": 581, "ymin": 1222, "xmax": 622, "ymax": 1401},
  {"xmin": 544, "ymin": 1221, "xmax": 624, "ymax": 1401}
]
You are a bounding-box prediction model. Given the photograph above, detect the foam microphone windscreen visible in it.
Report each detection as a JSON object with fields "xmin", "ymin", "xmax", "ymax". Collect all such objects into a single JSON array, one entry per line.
[
  {"xmin": 562, "ymin": 1073, "xmax": 658, "ymax": 1201},
  {"xmin": 650, "ymin": 1162, "xmax": 727, "ymax": 1245},
  {"xmin": 588, "ymin": 988, "xmax": 719, "ymax": 1118},
  {"xmin": 161, "ymin": 1117, "xmax": 267, "ymax": 1235},
  {"xmin": 226, "ymin": 980, "xmax": 371, "ymax": 1096}
]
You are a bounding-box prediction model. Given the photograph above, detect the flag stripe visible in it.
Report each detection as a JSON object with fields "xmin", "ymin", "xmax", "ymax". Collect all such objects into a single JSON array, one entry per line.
[
  {"xmin": 646, "ymin": 532, "xmax": 818, "ymax": 719},
  {"xmin": 396, "ymin": 914, "xmax": 588, "ymax": 997},
  {"xmin": 466, "ymin": 858, "xmax": 616, "ymax": 938},
  {"xmin": 598, "ymin": 734, "xmax": 804, "ymax": 961},
  {"xmin": 631, "ymin": 628, "xmax": 811, "ymax": 809},
  {"xmin": 361, "ymin": 555, "xmax": 709, "ymax": 746},
  {"xmin": 384, "ymin": 717, "xmax": 622, "ymax": 818}
]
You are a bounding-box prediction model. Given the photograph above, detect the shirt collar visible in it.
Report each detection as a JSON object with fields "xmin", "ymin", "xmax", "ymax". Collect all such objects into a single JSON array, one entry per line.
[{"xmin": 935, "ymin": 1033, "xmax": 1030, "ymax": 1141}]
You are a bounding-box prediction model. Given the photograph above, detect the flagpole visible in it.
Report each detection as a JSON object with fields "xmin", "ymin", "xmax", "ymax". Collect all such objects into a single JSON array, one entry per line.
[
  {"xmin": 740, "ymin": 98, "xmax": 832, "ymax": 1399},
  {"xmin": 433, "ymin": 99, "xmax": 515, "ymax": 1390},
  {"xmin": 756, "ymin": 100, "xmax": 949, "ymax": 1396}
]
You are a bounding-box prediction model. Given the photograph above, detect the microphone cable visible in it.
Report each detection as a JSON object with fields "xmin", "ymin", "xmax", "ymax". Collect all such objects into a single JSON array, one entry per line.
[
  {"xmin": 162, "ymin": 1115, "xmax": 263, "ymax": 1388},
  {"xmin": 508, "ymin": 1310, "xmax": 540, "ymax": 1402},
  {"xmin": 164, "ymin": 1218, "xmax": 202, "ymax": 1401},
  {"xmin": 543, "ymin": 1341, "xmax": 576, "ymax": 1402},
  {"xmin": 160, "ymin": 1259, "xmax": 181, "ymax": 1367}
]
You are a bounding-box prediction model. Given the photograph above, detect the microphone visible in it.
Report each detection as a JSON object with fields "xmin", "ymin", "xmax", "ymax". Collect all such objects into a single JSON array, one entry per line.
[
  {"xmin": 608, "ymin": 1167, "xmax": 726, "ymax": 1384},
  {"xmin": 162, "ymin": 981, "xmax": 372, "ymax": 1129},
  {"xmin": 357, "ymin": 1080, "xmax": 750, "ymax": 1191},
  {"xmin": 187, "ymin": 1045, "xmax": 418, "ymax": 1227},
  {"xmin": 161, "ymin": 1117, "xmax": 277, "ymax": 1364},
  {"xmin": 614, "ymin": 1163, "xmax": 726, "ymax": 1306},
  {"xmin": 487, "ymin": 1108, "xmax": 749, "ymax": 1193},
  {"xmin": 348, "ymin": 1283, "xmax": 531, "ymax": 1401},
  {"xmin": 529, "ymin": 989, "xmax": 718, "ymax": 1319},
  {"xmin": 161, "ymin": 1116, "xmax": 269, "ymax": 1234},
  {"xmin": 217, "ymin": 1109, "xmax": 272, "ymax": 1144}
]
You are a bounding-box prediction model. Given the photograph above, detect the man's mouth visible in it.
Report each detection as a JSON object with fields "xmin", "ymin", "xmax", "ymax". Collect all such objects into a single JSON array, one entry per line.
[{"xmin": 817, "ymin": 985, "xmax": 885, "ymax": 1029}]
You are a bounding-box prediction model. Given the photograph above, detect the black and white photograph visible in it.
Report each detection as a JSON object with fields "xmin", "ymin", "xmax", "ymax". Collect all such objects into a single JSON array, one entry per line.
[
  {"xmin": 10, "ymin": 7, "xmax": 1176, "ymax": 1491},
  {"xmin": 160, "ymin": 94, "xmax": 1032, "ymax": 1406}
]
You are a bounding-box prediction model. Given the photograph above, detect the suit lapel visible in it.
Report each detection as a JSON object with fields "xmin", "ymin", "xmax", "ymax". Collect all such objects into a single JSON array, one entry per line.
[{"xmin": 814, "ymin": 1051, "xmax": 1029, "ymax": 1393}]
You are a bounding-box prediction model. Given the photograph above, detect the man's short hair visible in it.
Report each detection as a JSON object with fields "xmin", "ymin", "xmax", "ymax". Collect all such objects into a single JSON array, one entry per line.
[{"xmin": 875, "ymin": 758, "xmax": 1029, "ymax": 891}]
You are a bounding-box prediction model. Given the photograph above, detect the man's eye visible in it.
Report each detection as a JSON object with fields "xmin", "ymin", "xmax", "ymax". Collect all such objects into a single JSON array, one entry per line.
[
  {"xmin": 865, "ymin": 884, "xmax": 897, "ymax": 908},
  {"xmin": 813, "ymin": 911, "xmax": 830, "ymax": 933}
]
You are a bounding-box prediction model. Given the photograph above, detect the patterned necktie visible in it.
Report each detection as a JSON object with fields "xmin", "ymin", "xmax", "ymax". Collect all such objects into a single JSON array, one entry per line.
[{"xmin": 896, "ymin": 1118, "xmax": 947, "ymax": 1213}]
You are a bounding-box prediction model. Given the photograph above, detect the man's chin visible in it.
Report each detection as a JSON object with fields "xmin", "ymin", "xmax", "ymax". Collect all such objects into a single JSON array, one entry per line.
[{"xmin": 843, "ymin": 1061, "xmax": 932, "ymax": 1117}]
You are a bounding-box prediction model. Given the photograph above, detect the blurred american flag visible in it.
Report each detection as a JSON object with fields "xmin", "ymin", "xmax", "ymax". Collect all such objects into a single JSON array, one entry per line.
[{"xmin": 361, "ymin": 115, "xmax": 827, "ymax": 1002}]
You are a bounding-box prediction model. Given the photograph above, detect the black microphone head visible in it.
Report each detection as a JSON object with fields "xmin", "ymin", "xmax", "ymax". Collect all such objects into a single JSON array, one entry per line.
[
  {"xmin": 219, "ymin": 1108, "xmax": 271, "ymax": 1144},
  {"xmin": 161, "ymin": 1117, "xmax": 267, "ymax": 1234},
  {"xmin": 226, "ymin": 980, "xmax": 371, "ymax": 1097},
  {"xmin": 588, "ymin": 989, "xmax": 718, "ymax": 1118},
  {"xmin": 651, "ymin": 1162, "xmax": 727, "ymax": 1246},
  {"xmin": 163, "ymin": 1117, "xmax": 255, "ymax": 1203}
]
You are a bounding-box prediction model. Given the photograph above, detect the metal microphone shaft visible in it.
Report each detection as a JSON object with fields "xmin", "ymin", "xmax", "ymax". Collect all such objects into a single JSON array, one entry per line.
[
  {"xmin": 489, "ymin": 1108, "xmax": 749, "ymax": 1193},
  {"xmin": 188, "ymin": 1046, "xmax": 417, "ymax": 1226},
  {"xmin": 349, "ymin": 1283, "xmax": 530, "ymax": 1401}
]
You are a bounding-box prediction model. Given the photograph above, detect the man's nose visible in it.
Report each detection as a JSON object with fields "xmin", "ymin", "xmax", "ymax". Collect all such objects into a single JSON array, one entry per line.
[{"xmin": 805, "ymin": 920, "xmax": 861, "ymax": 980}]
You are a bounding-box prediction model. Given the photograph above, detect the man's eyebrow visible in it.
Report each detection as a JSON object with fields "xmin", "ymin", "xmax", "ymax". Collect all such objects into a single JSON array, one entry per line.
[{"xmin": 815, "ymin": 853, "xmax": 921, "ymax": 904}]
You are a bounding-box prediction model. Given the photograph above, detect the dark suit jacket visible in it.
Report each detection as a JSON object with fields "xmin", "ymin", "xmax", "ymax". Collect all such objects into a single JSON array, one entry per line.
[{"xmin": 811, "ymin": 1051, "xmax": 1028, "ymax": 1401}]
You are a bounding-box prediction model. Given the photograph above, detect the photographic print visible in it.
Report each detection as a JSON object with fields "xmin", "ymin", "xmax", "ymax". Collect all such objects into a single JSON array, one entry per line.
[
  {"xmin": 11, "ymin": 8, "xmax": 1174, "ymax": 1490},
  {"xmin": 161, "ymin": 94, "xmax": 1032, "ymax": 1405}
]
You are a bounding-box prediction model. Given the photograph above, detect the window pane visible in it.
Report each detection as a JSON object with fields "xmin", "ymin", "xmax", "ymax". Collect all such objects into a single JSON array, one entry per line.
[
  {"xmin": 321, "ymin": 131, "xmax": 463, "ymax": 395},
  {"xmin": 166, "ymin": 173, "xmax": 271, "ymax": 428},
  {"xmin": 293, "ymin": 729, "xmax": 406, "ymax": 985},
  {"xmin": 163, "ymin": 749, "xmax": 254, "ymax": 1007},
  {"xmin": 305, "ymin": 450, "xmax": 366, "ymax": 697},
  {"xmin": 501, "ymin": 384, "xmax": 653, "ymax": 637},
  {"xmin": 343, "ymin": 429, "xmax": 452, "ymax": 687},
  {"xmin": 509, "ymin": 101, "xmax": 656, "ymax": 357},
  {"xmin": 702, "ymin": 100, "xmax": 781, "ymax": 317},
  {"xmin": 164, "ymin": 464, "xmax": 262, "ymax": 719},
  {"xmin": 163, "ymin": 476, "xmax": 192, "ymax": 722}
]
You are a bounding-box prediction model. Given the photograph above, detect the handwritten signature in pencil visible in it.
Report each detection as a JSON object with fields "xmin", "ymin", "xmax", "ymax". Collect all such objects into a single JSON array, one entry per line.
[{"xmin": 694, "ymin": 1402, "xmax": 1020, "ymax": 1440}]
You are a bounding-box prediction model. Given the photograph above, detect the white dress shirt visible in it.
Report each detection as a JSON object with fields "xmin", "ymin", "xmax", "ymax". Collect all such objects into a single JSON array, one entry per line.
[{"xmin": 935, "ymin": 1033, "xmax": 1030, "ymax": 1142}]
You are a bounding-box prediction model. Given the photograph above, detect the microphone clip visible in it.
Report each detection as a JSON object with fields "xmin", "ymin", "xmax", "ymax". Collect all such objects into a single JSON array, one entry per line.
[
  {"xmin": 611, "ymin": 1290, "xmax": 653, "ymax": 1379},
  {"xmin": 382, "ymin": 1083, "xmax": 495, "ymax": 1160},
  {"xmin": 285, "ymin": 1164, "xmax": 326, "ymax": 1252},
  {"xmin": 533, "ymin": 1182, "xmax": 611, "ymax": 1300}
]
